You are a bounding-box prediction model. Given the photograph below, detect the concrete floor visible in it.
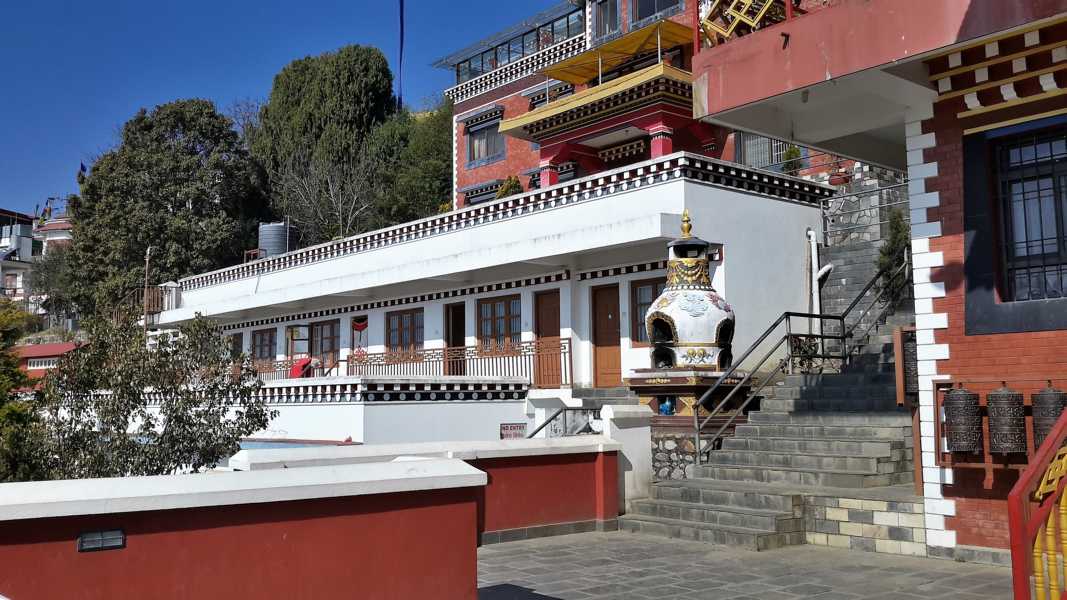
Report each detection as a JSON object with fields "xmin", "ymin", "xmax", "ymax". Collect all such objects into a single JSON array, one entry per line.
[{"xmin": 477, "ymin": 531, "xmax": 1012, "ymax": 599}]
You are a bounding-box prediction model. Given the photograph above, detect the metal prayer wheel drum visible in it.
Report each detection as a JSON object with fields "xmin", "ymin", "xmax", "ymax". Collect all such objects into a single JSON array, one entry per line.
[
  {"xmin": 987, "ymin": 385, "xmax": 1026, "ymax": 454},
  {"xmin": 944, "ymin": 386, "xmax": 982, "ymax": 453},
  {"xmin": 1033, "ymin": 383, "xmax": 1067, "ymax": 448}
]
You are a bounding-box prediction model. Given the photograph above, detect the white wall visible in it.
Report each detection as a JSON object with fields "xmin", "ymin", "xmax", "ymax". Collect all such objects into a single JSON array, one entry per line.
[
  {"xmin": 172, "ymin": 167, "xmax": 822, "ymax": 392},
  {"xmin": 361, "ymin": 400, "xmax": 531, "ymax": 444},
  {"xmin": 252, "ymin": 403, "xmax": 365, "ymax": 443}
]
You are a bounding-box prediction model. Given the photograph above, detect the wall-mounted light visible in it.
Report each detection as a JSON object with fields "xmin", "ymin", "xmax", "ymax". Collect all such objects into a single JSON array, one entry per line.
[{"xmin": 77, "ymin": 529, "xmax": 125, "ymax": 552}]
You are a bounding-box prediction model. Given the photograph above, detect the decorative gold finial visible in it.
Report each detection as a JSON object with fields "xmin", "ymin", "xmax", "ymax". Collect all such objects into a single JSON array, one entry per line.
[{"xmin": 680, "ymin": 209, "xmax": 692, "ymax": 239}]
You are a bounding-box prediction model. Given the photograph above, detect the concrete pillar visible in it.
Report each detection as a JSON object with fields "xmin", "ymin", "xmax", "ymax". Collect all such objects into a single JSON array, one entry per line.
[
  {"xmin": 540, "ymin": 163, "xmax": 560, "ymax": 188},
  {"xmin": 649, "ymin": 126, "xmax": 674, "ymax": 158},
  {"xmin": 601, "ymin": 404, "xmax": 654, "ymax": 514}
]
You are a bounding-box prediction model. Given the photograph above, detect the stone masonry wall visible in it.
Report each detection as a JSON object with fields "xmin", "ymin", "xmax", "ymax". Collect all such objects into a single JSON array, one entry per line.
[
  {"xmin": 652, "ymin": 431, "xmax": 698, "ymax": 480},
  {"xmin": 804, "ymin": 495, "xmax": 928, "ymax": 557}
]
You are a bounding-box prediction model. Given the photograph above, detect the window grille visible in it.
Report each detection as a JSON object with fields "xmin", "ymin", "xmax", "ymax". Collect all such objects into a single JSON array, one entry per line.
[{"xmin": 995, "ymin": 125, "xmax": 1067, "ymax": 301}]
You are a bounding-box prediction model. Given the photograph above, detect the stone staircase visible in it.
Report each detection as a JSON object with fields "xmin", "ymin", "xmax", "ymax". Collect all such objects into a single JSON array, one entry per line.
[{"xmin": 620, "ymin": 246, "xmax": 917, "ymax": 550}]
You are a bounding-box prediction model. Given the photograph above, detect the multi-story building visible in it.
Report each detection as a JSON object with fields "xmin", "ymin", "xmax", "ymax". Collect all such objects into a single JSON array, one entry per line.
[
  {"xmin": 681, "ymin": 0, "xmax": 1067, "ymax": 571},
  {"xmin": 152, "ymin": 0, "xmax": 832, "ymax": 446},
  {"xmin": 0, "ymin": 209, "xmax": 37, "ymax": 305}
]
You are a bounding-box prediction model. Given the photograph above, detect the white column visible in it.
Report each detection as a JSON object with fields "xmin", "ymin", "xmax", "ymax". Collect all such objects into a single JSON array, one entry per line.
[
  {"xmin": 424, "ymin": 303, "xmax": 445, "ymax": 349},
  {"xmin": 601, "ymin": 404, "xmax": 653, "ymax": 514},
  {"xmin": 274, "ymin": 324, "xmax": 286, "ymax": 361}
]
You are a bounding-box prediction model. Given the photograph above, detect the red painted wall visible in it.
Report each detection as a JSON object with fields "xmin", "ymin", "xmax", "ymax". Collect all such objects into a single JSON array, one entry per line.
[
  {"xmin": 471, "ymin": 451, "xmax": 618, "ymax": 533},
  {"xmin": 692, "ymin": 0, "xmax": 1067, "ymax": 117},
  {"xmin": 456, "ymin": 90, "xmax": 542, "ymax": 208},
  {"xmin": 0, "ymin": 488, "xmax": 479, "ymax": 600}
]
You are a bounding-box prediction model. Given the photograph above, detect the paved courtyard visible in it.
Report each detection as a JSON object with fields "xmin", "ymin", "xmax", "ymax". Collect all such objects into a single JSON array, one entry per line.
[{"xmin": 478, "ymin": 531, "xmax": 1012, "ymax": 599}]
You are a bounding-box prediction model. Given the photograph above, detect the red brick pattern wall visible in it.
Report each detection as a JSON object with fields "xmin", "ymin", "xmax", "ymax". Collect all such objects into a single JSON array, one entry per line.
[{"xmin": 919, "ymin": 22, "xmax": 1067, "ymax": 549}]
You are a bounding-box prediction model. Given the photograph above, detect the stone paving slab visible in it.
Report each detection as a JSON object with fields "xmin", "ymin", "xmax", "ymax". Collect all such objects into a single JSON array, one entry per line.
[{"xmin": 477, "ymin": 531, "xmax": 1011, "ymax": 600}]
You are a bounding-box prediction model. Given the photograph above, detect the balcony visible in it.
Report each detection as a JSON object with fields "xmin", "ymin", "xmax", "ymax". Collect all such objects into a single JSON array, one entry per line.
[{"xmin": 252, "ymin": 340, "xmax": 572, "ymax": 389}]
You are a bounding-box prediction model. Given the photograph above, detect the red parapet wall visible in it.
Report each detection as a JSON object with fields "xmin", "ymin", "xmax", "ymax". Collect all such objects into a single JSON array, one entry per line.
[
  {"xmin": 0, "ymin": 488, "xmax": 479, "ymax": 600},
  {"xmin": 471, "ymin": 451, "xmax": 619, "ymax": 536}
]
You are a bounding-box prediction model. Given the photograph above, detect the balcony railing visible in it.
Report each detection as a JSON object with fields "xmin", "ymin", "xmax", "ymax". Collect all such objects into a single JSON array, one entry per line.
[
  {"xmin": 348, "ymin": 340, "xmax": 571, "ymax": 388},
  {"xmin": 251, "ymin": 340, "xmax": 572, "ymax": 389}
]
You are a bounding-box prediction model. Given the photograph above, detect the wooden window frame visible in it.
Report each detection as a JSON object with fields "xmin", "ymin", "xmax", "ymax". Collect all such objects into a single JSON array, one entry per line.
[
  {"xmin": 251, "ymin": 328, "xmax": 277, "ymax": 362},
  {"xmin": 386, "ymin": 308, "xmax": 424, "ymax": 352},
  {"xmin": 286, "ymin": 325, "xmax": 309, "ymax": 358},
  {"xmin": 478, "ymin": 294, "xmax": 522, "ymax": 351},
  {"xmin": 309, "ymin": 319, "xmax": 341, "ymax": 368},
  {"xmin": 227, "ymin": 332, "xmax": 244, "ymax": 358},
  {"xmin": 630, "ymin": 277, "xmax": 666, "ymax": 347}
]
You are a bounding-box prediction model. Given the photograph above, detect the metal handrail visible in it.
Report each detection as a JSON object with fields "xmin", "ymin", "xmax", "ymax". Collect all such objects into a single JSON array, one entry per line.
[
  {"xmin": 527, "ymin": 408, "xmax": 565, "ymax": 439},
  {"xmin": 691, "ymin": 249, "xmax": 911, "ymax": 464}
]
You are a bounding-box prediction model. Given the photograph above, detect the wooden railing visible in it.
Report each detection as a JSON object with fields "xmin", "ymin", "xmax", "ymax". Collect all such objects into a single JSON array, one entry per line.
[
  {"xmin": 347, "ymin": 339, "xmax": 572, "ymax": 389},
  {"xmin": 251, "ymin": 340, "xmax": 572, "ymax": 389},
  {"xmin": 1009, "ymin": 402, "xmax": 1067, "ymax": 599},
  {"xmin": 254, "ymin": 358, "xmax": 345, "ymax": 382}
]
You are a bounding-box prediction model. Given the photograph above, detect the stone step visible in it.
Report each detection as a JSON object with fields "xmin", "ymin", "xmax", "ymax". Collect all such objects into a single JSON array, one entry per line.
[
  {"xmin": 651, "ymin": 478, "xmax": 804, "ymax": 513},
  {"xmin": 734, "ymin": 423, "xmax": 911, "ymax": 441},
  {"xmin": 782, "ymin": 373, "xmax": 895, "ymax": 387},
  {"xmin": 705, "ymin": 449, "xmax": 902, "ymax": 473},
  {"xmin": 630, "ymin": 499, "xmax": 800, "ymax": 532},
  {"xmin": 770, "ymin": 384, "xmax": 896, "ymax": 399},
  {"xmin": 697, "ymin": 464, "xmax": 913, "ymax": 488},
  {"xmin": 617, "ymin": 514, "xmax": 806, "ymax": 551},
  {"xmin": 721, "ymin": 436, "xmax": 903, "ymax": 457},
  {"xmin": 760, "ymin": 396, "xmax": 901, "ymax": 413},
  {"xmin": 748, "ymin": 410, "xmax": 912, "ymax": 427}
]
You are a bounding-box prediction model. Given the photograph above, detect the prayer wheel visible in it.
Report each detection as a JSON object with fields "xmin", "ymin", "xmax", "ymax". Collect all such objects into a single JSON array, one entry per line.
[
  {"xmin": 987, "ymin": 384, "xmax": 1026, "ymax": 454},
  {"xmin": 1033, "ymin": 382, "xmax": 1067, "ymax": 448},
  {"xmin": 943, "ymin": 385, "xmax": 982, "ymax": 453}
]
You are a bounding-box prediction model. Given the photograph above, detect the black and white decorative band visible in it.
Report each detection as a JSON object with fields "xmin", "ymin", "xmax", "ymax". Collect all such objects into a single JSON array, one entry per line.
[
  {"xmin": 577, "ymin": 260, "xmax": 667, "ymax": 281},
  {"xmin": 460, "ymin": 105, "xmax": 504, "ymax": 127},
  {"xmin": 222, "ymin": 271, "xmax": 571, "ymax": 332}
]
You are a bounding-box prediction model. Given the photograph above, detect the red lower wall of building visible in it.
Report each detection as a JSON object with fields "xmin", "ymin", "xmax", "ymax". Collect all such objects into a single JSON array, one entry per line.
[
  {"xmin": 0, "ymin": 488, "xmax": 479, "ymax": 600},
  {"xmin": 471, "ymin": 451, "xmax": 618, "ymax": 533}
]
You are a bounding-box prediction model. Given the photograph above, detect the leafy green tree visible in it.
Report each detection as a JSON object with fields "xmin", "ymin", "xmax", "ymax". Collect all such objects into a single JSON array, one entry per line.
[
  {"xmin": 495, "ymin": 176, "xmax": 524, "ymax": 200},
  {"xmin": 367, "ymin": 101, "xmax": 454, "ymax": 230},
  {"xmin": 26, "ymin": 243, "xmax": 77, "ymax": 320},
  {"xmin": 0, "ymin": 299, "xmax": 45, "ymax": 482},
  {"xmin": 34, "ymin": 313, "xmax": 275, "ymax": 479},
  {"xmin": 781, "ymin": 144, "xmax": 804, "ymax": 176},
  {"xmin": 70, "ymin": 99, "xmax": 270, "ymax": 315},
  {"xmin": 253, "ymin": 45, "xmax": 395, "ymax": 180},
  {"xmin": 877, "ymin": 208, "xmax": 912, "ymax": 308}
]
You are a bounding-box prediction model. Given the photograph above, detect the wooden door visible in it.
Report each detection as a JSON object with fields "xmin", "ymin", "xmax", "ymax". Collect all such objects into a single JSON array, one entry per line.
[
  {"xmin": 444, "ymin": 302, "xmax": 466, "ymax": 375},
  {"xmin": 534, "ymin": 290, "xmax": 562, "ymax": 388},
  {"xmin": 592, "ymin": 285, "xmax": 622, "ymax": 388}
]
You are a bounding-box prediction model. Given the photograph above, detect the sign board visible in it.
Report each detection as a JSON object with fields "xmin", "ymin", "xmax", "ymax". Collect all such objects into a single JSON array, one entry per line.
[{"xmin": 499, "ymin": 422, "xmax": 527, "ymax": 439}]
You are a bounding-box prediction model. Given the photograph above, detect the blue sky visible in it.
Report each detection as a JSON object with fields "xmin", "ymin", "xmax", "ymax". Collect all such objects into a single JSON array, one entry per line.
[{"xmin": 0, "ymin": 0, "xmax": 550, "ymax": 216}]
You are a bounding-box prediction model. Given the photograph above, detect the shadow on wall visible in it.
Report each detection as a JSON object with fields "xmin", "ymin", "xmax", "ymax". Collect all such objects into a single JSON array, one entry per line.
[{"xmin": 479, "ymin": 584, "xmax": 562, "ymax": 599}]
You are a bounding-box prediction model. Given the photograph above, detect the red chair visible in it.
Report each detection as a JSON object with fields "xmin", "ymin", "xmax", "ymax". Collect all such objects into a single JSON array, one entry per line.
[{"xmin": 289, "ymin": 358, "xmax": 313, "ymax": 378}]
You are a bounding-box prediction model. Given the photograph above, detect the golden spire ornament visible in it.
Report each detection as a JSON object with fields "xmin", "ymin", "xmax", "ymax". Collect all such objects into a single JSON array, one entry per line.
[{"xmin": 680, "ymin": 208, "xmax": 692, "ymax": 239}]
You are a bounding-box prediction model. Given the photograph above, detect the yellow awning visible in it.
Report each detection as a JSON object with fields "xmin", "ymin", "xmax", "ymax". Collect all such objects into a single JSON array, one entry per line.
[
  {"xmin": 498, "ymin": 63, "xmax": 692, "ymax": 140},
  {"xmin": 542, "ymin": 20, "xmax": 694, "ymax": 84}
]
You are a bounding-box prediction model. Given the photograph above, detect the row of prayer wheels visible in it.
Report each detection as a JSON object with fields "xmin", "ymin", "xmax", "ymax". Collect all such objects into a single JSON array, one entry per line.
[{"xmin": 943, "ymin": 382, "xmax": 1066, "ymax": 454}]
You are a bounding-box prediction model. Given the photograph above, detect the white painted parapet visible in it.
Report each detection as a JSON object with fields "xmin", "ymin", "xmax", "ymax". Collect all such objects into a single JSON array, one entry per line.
[
  {"xmin": 0, "ymin": 459, "xmax": 486, "ymax": 521},
  {"xmin": 601, "ymin": 404, "xmax": 654, "ymax": 513},
  {"xmin": 229, "ymin": 435, "xmax": 622, "ymax": 471}
]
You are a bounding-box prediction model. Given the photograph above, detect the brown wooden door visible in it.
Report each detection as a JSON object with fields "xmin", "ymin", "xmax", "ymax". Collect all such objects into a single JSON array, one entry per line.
[
  {"xmin": 592, "ymin": 285, "xmax": 622, "ymax": 388},
  {"xmin": 444, "ymin": 302, "xmax": 466, "ymax": 375},
  {"xmin": 534, "ymin": 290, "xmax": 561, "ymax": 388}
]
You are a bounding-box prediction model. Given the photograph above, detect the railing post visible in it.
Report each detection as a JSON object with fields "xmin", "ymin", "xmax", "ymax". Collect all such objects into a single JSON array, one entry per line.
[{"xmin": 785, "ymin": 0, "xmax": 794, "ymax": 21}]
